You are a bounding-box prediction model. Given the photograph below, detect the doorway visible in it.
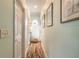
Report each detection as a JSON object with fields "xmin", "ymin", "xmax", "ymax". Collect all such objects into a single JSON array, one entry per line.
[{"xmin": 14, "ymin": 0, "xmax": 25, "ymax": 57}]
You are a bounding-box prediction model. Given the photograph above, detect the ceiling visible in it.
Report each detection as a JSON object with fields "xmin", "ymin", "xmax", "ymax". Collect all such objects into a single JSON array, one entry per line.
[{"xmin": 26, "ymin": 0, "xmax": 46, "ymax": 20}]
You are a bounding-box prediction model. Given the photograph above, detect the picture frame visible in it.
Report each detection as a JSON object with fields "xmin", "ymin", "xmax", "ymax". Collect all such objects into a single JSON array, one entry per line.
[
  {"xmin": 46, "ymin": 3, "xmax": 53, "ymax": 27},
  {"xmin": 42, "ymin": 14, "xmax": 45, "ymax": 28},
  {"xmin": 73, "ymin": 0, "xmax": 79, "ymax": 13},
  {"xmin": 60, "ymin": 0, "xmax": 79, "ymax": 23}
]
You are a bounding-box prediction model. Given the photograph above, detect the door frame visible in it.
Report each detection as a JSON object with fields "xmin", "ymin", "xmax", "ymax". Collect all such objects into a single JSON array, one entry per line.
[{"xmin": 13, "ymin": 0, "xmax": 25, "ymax": 58}]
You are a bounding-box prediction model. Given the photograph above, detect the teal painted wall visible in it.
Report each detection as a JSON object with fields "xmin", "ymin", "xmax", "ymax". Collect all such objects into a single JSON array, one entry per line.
[
  {"xmin": 44, "ymin": 0, "xmax": 79, "ymax": 58},
  {"xmin": 0, "ymin": 0, "xmax": 13, "ymax": 57}
]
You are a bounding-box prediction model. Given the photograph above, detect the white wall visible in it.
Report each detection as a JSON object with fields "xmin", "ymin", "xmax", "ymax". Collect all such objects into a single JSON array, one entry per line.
[
  {"xmin": 0, "ymin": 0, "xmax": 13, "ymax": 57},
  {"xmin": 41, "ymin": 0, "xmax": 79, "ymax": 58}
]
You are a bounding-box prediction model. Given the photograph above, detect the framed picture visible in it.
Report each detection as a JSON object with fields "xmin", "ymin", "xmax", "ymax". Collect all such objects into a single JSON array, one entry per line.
[
  {"xmin": 42, "ymin": 14, "xmax": 45, "ymax": 28},
  {"xmin": 73, "ymin": 0, "xmax": 79, "ymax": 12},
  {"xmin": 46, "ymin": 3, "xmax": 53, "ymax": 27},
  {"xmin": 60, "ymin": 0, "xmax": 79, "ymax": 23}
]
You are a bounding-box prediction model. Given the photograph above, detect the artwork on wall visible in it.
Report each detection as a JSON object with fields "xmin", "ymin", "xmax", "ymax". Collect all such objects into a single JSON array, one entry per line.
[
  {"xmin": 42, "ymin": 14, "xmax": 45, "ymax": 28},
  {"xmin": 73, "ymin": 0, "xmax": 79, "ymax": 12},
  {"xmin": 60, "ymin": 0, "xmax": 79, "ymax": 23},
  {"xmin": 46, "ymin": 3, "xmax": 53, "ymax": 27}
]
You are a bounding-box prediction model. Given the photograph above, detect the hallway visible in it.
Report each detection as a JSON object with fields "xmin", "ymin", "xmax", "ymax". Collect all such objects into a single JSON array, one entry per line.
[{"xmin": 0, "ymin": 0, "xmax": 79, "ymax": 58}]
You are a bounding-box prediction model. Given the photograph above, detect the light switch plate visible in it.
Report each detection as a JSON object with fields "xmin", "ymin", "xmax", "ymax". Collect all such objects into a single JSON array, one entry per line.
[
  {"xmin": 0, "ymin": 29, "xmax": 1, "ymax": 38},
  {"xmin": 0, "ymin": 28, "xmax": 8, "ymax": 39}
]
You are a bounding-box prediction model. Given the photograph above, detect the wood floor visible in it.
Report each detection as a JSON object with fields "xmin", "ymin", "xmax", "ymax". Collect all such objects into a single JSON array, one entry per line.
[{"xmin": 25, "ymin": 39, "xmax": 47, "ymax": 58}]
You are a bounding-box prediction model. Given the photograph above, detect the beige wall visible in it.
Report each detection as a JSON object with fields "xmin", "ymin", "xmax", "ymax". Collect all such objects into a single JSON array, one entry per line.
[
  {"xmin": 0, "ymin": 0, "xmax": 13, "ymax": 57},
  {"xmin": 41, "ymin": 0, "xmax": 79, "ymax": 58}
]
